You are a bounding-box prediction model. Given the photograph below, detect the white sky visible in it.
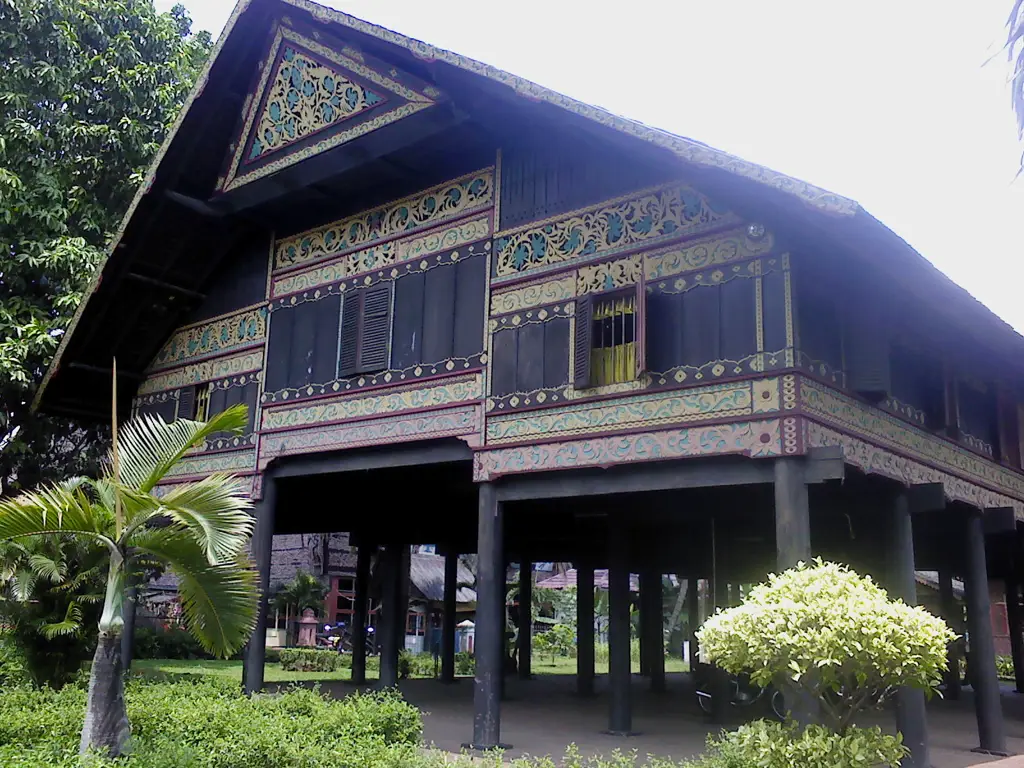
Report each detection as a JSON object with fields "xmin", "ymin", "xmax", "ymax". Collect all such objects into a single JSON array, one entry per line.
[{"xmin": 159, "ymin": 0, "xmax": 1024, "ymax": 331}]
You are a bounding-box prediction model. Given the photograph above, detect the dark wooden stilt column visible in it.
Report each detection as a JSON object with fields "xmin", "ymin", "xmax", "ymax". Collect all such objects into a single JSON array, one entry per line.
[
  {"xmin": 577, "ymin": 563, "xmax": 595, "ymax": 696},
  {"xmin": 708, "ymin": 568, "xmax": 730, "ymax": 723},
  {"xmin": 1005, "ymin": 579, "xmax": 1024, "ymax": 694},
  {"xmin": 773, "ymin": 458, "xmax": 816, "ymax": 725},
  {"xmin": 468, "ymin": 483, "xmax": 508, "ymax": 750},
  {"xmin": 939, "ymin": 568, "xmax": 962, "ymax": 700},
  {"xmin": 121, "ymin": 584, "xmax": 137, "ymax": 675},
  {"xmin": 379, "ymin": 546, "xmax": 400, "ymax": 688},
  {"xmin": 965, "ymin": 511, "xmax": 1008, "ymax": 755},
  {"xmin": 441, "ymin": 552, "xmax": 458, "ymax": 683},
  {"xmin": 687, "ymin": 577, "xmax": 699, "ymax": 670},
  {"xmin": 518, "ymin": 560, "xmax": 532, "ymax": 680},
  {"xmin": 648, "ymin": 571, "xmax": 666, "ymax": 692},
  {"xmin": 351, "ymin": 545, "xmax": 371, "ymax": 685},
  {"xmin": 638, "ymin": 571, "xmax": 650, "ymax": 677},
  {"xmin": 607, "ymin": 516, "xmax": 633, "ymax": 735},
  {"xmin": 887, "ymin": 491, "xmax": 930, "ymax": 768},
  {"xmin": 243, "ymin": 475, "xmax": 277, "ymax": 695},
  {"xmin": 394, "ymin": 545, "xmax": 411, "ymax": 658}
]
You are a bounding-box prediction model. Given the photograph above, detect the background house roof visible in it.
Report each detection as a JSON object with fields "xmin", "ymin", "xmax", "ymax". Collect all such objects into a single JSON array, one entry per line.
[{"xmin": 409, "ymin": 552, "xmax": 475, "ymax": 604}]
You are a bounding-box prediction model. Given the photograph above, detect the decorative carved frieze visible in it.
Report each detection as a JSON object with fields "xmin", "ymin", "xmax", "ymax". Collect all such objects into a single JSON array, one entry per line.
[{"xmin": 148, "ymin": 307, "xmax": 268, "ymax": 373}]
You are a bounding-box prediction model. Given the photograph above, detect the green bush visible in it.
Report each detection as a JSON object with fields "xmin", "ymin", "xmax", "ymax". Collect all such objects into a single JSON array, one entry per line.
[
  {"xmin": 685, "ymin": 720, "xmax": 906, "ymax": 768},
  {"xmin": 134, "ymin": 625, "xmax": 209, "ymax": 660},
  {"xmin": 0, "ymin": 676, "xmax": 424, "ymax": 767},
  {"xmin": 399, "ymin": 650, "xmax": 437, "ymax": 679},
  {"xmin": 996, "ymin": 654, "xmax": 1014, "ymax": 680},
  {"xmin": 0, "ymin": 633, "xmax": 27, "ymax": 687},
  {"xmin": 278, "ymin": 647, "xmax": 345, "ymax": 672},
  {"xmin": 455, "ymin": 651, "xmax": 475, "ymax": 675}
]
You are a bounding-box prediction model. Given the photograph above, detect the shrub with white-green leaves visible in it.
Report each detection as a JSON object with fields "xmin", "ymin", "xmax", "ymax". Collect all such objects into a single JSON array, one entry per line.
[{"xmin": 696, "ymin": 560, "xmax": 955, "ymax": 733}]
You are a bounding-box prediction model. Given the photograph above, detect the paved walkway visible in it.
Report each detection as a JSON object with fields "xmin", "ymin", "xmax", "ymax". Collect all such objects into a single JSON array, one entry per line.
[{"xmin": 290, "ymin": 673, "xmax": 1024, "ymax": 766}]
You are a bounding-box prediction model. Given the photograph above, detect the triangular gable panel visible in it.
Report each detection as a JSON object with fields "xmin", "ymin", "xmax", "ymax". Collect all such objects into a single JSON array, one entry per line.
[{"xmin": 218, "ymin": 22, "xmax": 441, "ymax": 193}]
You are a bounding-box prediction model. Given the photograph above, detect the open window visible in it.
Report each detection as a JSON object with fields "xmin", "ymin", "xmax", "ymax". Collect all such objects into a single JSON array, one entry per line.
[
  {"xmin": 574, "ymin": 284, "xmax": 645, "ymax": 389},
  {"xmin": 176, "ymin": 383, "xmax": 211, "ymax": 421}
]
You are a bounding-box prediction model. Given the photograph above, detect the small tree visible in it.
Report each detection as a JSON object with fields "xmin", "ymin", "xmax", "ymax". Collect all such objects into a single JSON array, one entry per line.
[{"xmin": 697, "ymin": 560, "xmax": 953, "ymax": 750}]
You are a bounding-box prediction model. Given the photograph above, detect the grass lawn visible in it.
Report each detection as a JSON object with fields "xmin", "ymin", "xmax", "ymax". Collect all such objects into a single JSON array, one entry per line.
[{"xmin": 130, "ymin": 658, "xmax": 375, "ymax": 683}]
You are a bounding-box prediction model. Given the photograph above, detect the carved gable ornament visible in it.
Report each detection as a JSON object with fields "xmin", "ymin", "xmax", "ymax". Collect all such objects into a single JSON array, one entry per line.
[{"xmin": 219, "ymin": 23, "xmax": 441, "ymax": 192}]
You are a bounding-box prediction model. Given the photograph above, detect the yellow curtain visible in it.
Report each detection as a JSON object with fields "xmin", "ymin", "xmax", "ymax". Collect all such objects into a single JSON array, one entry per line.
[{"xmin": 591, "ymin": 296, "xmax": 635, "ymax": 386}]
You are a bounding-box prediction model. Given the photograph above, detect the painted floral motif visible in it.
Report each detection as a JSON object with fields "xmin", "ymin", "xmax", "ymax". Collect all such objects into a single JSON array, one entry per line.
[
  {"xmin": 644, "ymin": 227, "xmax": 774, "ymax": 280},
  {"xmin": 137, "ymin": 351, "xmax": 264, "ymax": 395},
  {"xmin": 473, "ymin": 419, "xmax": 783, "ymax": 480},
  {"xmin": 485, "ymin": 380, "xmax": 773, "ymax": 445},
  {"xmin": 494, "ymin": 183, "xmax": 738, "ymax": 279},
  {"xmin": 259, "ymin": 405, "xmax": 480, "ymax": 469},
  {"xmin": 261, "ymin": 374, "xmax": 483, "ymax": 430},
  {"xmin": 163, "ymin": 449, "xmax": 257, "ymax": 479},
  {"xmin": 800, "ymin": 379, "xmax": 1024, "ymax": 501},
  {"xmin": 491, "ymin": 276, "xmax": 576, "ymax": 316},
  {"xmin": 275, "ymin": 169, "xmax": 494, "ymax": 270},
  {"xmin": 148, "ymin": 307, "xmax": 267, "ymax": 372},
  {"xmin": 249, "ymin": 46, "xmax": 384, "ymax": 160},
  {"xmin": 805, "ymin": 422, "xmax": 1023, "ymax": 517},
  {"xmin": 576, "ymin": 255, "xmax": 641, "ymax": 297}
]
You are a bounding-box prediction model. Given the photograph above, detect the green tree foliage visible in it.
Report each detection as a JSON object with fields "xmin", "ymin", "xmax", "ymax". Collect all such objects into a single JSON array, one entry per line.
[
  {"xmin": 0, "ymin": 0, "xmax": 211, "ymax": 493},
  {"xmin": 0, "ymin": 534, "xmax": 105, "ymax": 687},
  {"xmin": 696, "ymin": 561, "xmax": 953, "ymax": 766},
  {"xmin": 273, "ymin": 569, "xmax": 329, "ymax": 618},
  {"xmin": 0, "ymin": 404, "xmax": 258, "ymax": 757},
  {"xmin": 534, "ymin": 623, "xmax": 576, "ymax": 663}
]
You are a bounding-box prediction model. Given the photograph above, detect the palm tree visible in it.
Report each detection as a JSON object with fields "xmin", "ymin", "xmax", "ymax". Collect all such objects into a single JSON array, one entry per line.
[
  {"xmin": 0, "ymin": 402, "xmax": 258, "ymax": 758},
  {"xmin": 272, "ymin": 569, "xmax": 328, "ymax": 642}
]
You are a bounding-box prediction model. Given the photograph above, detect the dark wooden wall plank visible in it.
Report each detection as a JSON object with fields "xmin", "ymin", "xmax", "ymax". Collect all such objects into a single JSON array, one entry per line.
[
  {"xmin": 681, "ymin": 285, "xmax": 719, "ymax": 367},
  {"xmin": 454, "ymin": 254, "xmax": 486, "ymax": 358},
  {"xmin": 392, "ymin": 271, "xmax": 425, "ymax": 369},
  {"xmin": 422, "ymin": 266, "xmax": 456, "ymax": 363},
  {"xmin": 762, "ymin": 270, "xmax": 788, "ymax": 353},
  {"xmin": 719, "ymin": 278, "xmax": 757, "ymax": 361},
  {"xmin": 543, "ymin": 317, "xmax": 570, "ymax": 388},
  {"xmin": 516, "ymin": 322, "xmax": 545, "ymax": 393},
  {"xmin": 265, "ymin": 304, "xmax": 296, "ymax": 392},
  {"xmin": 491, "ymin": 328, "xmax": 518, "ymax": 397}
]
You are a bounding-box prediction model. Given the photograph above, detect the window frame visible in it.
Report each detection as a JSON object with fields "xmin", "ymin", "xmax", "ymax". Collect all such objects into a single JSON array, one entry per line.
[{"xmin": 573, "ymin": 281, "xmax": 646, "ymax": 390}]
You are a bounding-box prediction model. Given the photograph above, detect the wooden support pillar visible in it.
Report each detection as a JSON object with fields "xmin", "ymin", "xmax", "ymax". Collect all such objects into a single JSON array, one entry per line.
[
  {"xmin": 351, "ymin": 546, "xmax": 372, "ymax": 685},
  {"xmin": 887, "ymin": 491, "xmax": 930, "ymax": 768},
  {"xmin": 774, "ymin": 457, "xmax": 810, "ymax": 570},
  {"xmin": 243, "ymin": 475, "xmax": 276, "ymax": 695},
  {"xmin": 965, "ymin": 511, "xmax": 1008, "ymax": 755},
  {"xmin": 638, "ymin": 570, "xmax": 651, "ymax": 677},
  {"xmin": 121, "ymin": 584, "xmax": 137, "ymax": 675},
  {"xmin": 939, "ymin": 568, "xmax": 962, "ymax": 700},
  {"xmin": 1005, "ymin": 579, "xmax": 1024, "ymax": 694},
  {"xmin": 687, "ymin": 577, "xmax": 699, "ymax": 670},
  {"xmin": 773, "ymin": 458, "xmax": 817, "ymax": 726},
  {"xmin": 518, "ymin": 560, "xmax": 532, "ymax": 680},
  {"xmin": 648, "ymin": 572, "xmax": 666, "ymax": 693},
  {"xmin": 441, "ymin": 552, "xmax": 458, "ymax": 683},
  {"xmin": 607, "ymin": 516, "xmax": 633, "ymax": 735},
  {"xmin": 378, "ymin": 546, "xmax": 400, "ymax": 688},
  {"xmin": 394, "ymin": 545, "xmax": 411, "ymax": 658},
  {"xmin": 468, "ymin": 483, "xmax": 508, "ymax": 750},
  {"xmin": 577, "ymin": 563, "xmax": 595, "ymax": 696},
  {"xmin": 708, "ymin": 566, "xmax": 730, "ymax": 723}
]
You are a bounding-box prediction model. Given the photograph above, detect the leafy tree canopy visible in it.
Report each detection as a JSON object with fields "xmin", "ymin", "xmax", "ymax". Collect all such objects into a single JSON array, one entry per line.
[{"xmin": 0, "ymin": 0, "xmax": 211, "ymax": 492}]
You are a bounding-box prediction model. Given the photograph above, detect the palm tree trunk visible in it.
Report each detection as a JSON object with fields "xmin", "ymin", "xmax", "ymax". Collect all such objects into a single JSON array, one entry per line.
[
  {"xmin": 81, "ymin": 553, "xmax": 131, "ymax": 756},
  {"xmin": 80, "ymin": 630, "xmax": 130, "ymax": 756}
]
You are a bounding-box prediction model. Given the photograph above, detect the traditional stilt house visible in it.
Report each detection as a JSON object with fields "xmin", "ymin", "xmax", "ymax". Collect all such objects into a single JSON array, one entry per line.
[{"xmin": 35, "ymin": 0, "xmax": 1024, "ymax": 760}]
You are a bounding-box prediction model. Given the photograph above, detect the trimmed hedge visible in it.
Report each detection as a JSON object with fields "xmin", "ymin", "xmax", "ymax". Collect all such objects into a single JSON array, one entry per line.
[
  {"xmin": 0, "ymin": 677, "xmax": 424, "ymax": 767},
  {"xmin": 278, "ymin": 648, "xmax": 345, "ymax": 672}
]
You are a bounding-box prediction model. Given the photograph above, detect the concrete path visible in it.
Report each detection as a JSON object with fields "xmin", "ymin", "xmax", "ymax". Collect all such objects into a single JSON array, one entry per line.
[{"xmin": 282, "ymin": 673, "xmax": 1024, "ymax": 766}]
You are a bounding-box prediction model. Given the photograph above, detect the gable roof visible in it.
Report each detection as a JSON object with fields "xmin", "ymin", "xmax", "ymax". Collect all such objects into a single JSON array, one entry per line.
[{"xmin": 34, "ymin": 0, "xmax": 1024, "ymax": 417}]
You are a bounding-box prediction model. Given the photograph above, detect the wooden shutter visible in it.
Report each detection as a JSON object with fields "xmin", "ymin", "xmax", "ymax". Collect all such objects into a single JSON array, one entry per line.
[
  {"xmin": 634, "ymin": 280, "xmax": 647, "ymax": 379},
  {"xmin": 845, "ymin": 319, "xmax": 890, "ymax": 403},
  {"xmin": 338, "ymin": 291, "xmax": 361, "ymax": 377},
  {"xmin": 176, "ymin": 386, "xmax": 196, "ymax": 420},
  {"xmin": 573, "ymin": 294, "xmax": 593, "ymax": 389},
  {"xmin": 358, "ymin": 283, "xmax": 393, "ymax": 372}
]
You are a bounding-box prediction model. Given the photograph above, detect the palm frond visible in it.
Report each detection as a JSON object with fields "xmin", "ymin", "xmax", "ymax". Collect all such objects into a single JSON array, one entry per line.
[
  {"xmin": 131, "ymin": 528, "xmax": 258, "ymax": 657},
  {"xmin": 39, "ymin": 601, "xmax": 84, "ymax": 640},
  {"xmin": 112, "ymin": 406, "xmax": 249, "ymax": 493},
  {"xmin": 1011, "ymin": 0, "xmax": 1024, "ymax": 139},
  {"xmin": 0, "ymin": 483, "xmax": 116, "ymax": 556},
  {"xmin": 126, "ymin": 474, "xmax": 253, "ymax": 563},
  {"xmin": 11, "ymin": 568, "xmax": 37, "ymax": 602},
  {"xmin": 28, "ymin": 553, "xmax": 67, "ymax": 584}
]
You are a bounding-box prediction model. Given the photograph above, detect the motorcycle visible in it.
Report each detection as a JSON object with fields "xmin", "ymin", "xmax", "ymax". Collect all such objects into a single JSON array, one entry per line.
[{"xmin": 694, "ymin": 666, "xmax": 786, "ymax": 721}]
